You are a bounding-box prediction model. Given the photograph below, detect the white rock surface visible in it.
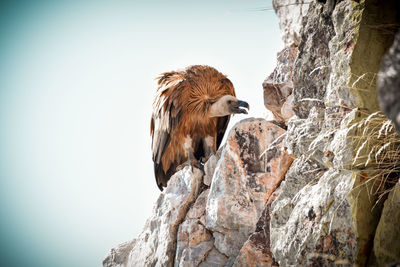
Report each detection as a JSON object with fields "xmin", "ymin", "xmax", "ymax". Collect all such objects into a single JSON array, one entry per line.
[
  {"xmin": 269, "ymin": 0, "xmax": 400, "ymax": 265},
  {"xmin": 103, "ymin": 167, "xmax": 202, "ymax": 267},
  {"xmin": 205, "ymin": 119, "xmax": 288, "ymax": 263},
  {"xmin": 104, "ymin": 118, "xmax": 291, "ymax": 267},
  {"xmin": 273, "ymin": 0, "xmax": 310, "ymax": 46}
]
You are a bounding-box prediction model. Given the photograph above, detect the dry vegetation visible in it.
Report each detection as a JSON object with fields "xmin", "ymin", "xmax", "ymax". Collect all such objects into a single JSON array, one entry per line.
[{"xmin": 351, "ymin": 110, "xmax": 400, "ymax": 204}]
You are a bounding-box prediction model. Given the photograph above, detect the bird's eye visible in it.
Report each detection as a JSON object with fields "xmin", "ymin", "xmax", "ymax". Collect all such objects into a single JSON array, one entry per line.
[{"xmin": 227, "ymin": 100, "xmax": 232, "ymax": 104}]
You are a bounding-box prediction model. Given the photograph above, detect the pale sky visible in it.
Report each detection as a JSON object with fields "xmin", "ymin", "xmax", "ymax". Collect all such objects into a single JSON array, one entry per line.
[{"xmin": 0, "ymin": 0, "xmax": 282, "ymax": 266}]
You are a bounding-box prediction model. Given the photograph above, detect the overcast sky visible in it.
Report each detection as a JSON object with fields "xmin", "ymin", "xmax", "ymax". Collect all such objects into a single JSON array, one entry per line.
[{"xmin": 0, "ymin": 0, "xmax": 282, "ymax": 266}]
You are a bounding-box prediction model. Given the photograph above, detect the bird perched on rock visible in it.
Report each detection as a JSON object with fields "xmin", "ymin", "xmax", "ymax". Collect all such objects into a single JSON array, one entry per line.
[{"xmin": 150, "ymin": 65, "xmax": 249, "ymax": 191}]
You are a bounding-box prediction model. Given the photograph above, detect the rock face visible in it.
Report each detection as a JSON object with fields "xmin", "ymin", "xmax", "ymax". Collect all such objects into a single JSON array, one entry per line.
[
  {"xmin": 104, "ymin": 119, "xmax": 291, "ymax": 266},
  {"xmin": 263, "ymin": 44, "xmax": 297, "ymax": 122},
  {"xmin": 262, "ymin": 0, "xmax": 310, "ymax": 122},
  {"xmin": 273, "ymin": 0, "xmax": 310, "ymax": 47},
  {"xmin": 378, "ymin": 30, "xmax": 400, "ymax": 134},
  {"xmin": 205, "ymin": 119, "xmax": 291, "ymax": 265},
  {"xmin": 373, "ymin": 181, "xmax": 400, "ymax": 266},
  {"xmin": 268, "ymin": 0, "xmax": 400, "ymax": 266},
  {"xmin": 105, "ymin": 0, "xmax": 400, "ymax": 266},
  {"xmin": 103, "ymin": 167, "xmax": 203, "ymax": 267}
]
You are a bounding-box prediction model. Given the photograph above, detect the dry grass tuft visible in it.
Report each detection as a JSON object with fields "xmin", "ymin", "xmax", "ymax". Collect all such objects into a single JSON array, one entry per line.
[{"xmin": 350, "ymin": 111, "xmax": 400, "ymax": 204}]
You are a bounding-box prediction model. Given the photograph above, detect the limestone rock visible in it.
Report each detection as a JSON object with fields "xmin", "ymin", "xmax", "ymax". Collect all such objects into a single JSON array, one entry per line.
[
  {"xmin": 273, "ymin": 0, "xmax": 310, "ymax": 46},
  {"xmin": 324, "ymin": 0, "xmax": 363, "ymax": 113},
  {"xmin": 233, "ymin": 190, "xmax": 281, "ymax": 267},
  {"xmin": 378, "ymin": 30, "xmax": 400, "ymax": 135},
  {"xmin": 175, "ymin": 189, "xmax": 214, "ymax": 266},
  {"xmin": 263, "ymin": 44, "xmax": 297, "ymax": 122},
  {"xmin": 203, "ymin": 153, "xmax": 220, "ymax": 187},
  {"xmin": 104, "ymin": 117, "xmax": 291, "ymax": 267},
  {"xmin": 175, "ymin": 219, "xmax": 214, "ymax": 267},
  {"xmin": 103, "ymin": 167, "xmax": 202, "ymax": 267},
  {"xmin": 205, "ymin": 118, "xmax": 290, "ymax": 264},
  {"xmin": 373, "ymin": 181, "xmax": 400, "ymax": 265},
  {"xmin": 268, "ymin": 0, "xmax": 400, "ymax": 266},
  {"xmin": 198, "ymin": 248, "xmax": 228, "ymax": 267},
  {"xmin": 186, "ymin": 189, "xmax": 209, "ymax": 220},
  {"xmin": 232, "ymin": 209, "xmax": 275, "ymax": 267},
  {"xmin": 284, "ymin": 107, "xmax": 324, "ymax": 158},
  {"xmin": 291, "ymin": 0, "xmax": 335, "ymax": 119},
  {"xmin": 103, "ymin": 241, "xmax": 135, "ymax": 267},
  {"xmin": 270, "ymin": 165, "xmax": 357, "ymax": 265}
]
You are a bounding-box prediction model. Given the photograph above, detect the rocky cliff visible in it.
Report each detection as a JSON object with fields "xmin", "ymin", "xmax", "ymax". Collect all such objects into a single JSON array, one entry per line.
[{"xmin": 104, "ymin": 0, "xmax": 400, "ymax": 266}]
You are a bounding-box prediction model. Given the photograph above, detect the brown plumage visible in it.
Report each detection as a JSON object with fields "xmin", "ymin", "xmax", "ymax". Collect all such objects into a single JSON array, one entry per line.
[{"xmin": 150, "ymin": 65, "xmax": 249, "ymax": 190}]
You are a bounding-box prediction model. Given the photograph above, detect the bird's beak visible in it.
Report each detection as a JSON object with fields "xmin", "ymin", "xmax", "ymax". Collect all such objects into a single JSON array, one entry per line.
[{"xmin": 237, "ymin": 100, "xmax": 250, "ymax": 114}]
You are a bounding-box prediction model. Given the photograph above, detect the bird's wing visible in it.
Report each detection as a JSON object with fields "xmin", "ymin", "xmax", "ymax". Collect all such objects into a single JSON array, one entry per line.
[{"xmin": 150, "ymin": 71, "xmax": 185, "ymax": 190}]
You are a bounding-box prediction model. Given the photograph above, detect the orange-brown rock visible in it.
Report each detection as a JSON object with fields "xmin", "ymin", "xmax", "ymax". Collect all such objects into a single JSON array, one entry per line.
[
  {"xmin": 263, "ymin": 44, "xmax": 297, "ymax": 122},
  {"xmin": 205, "ymin": 118, "xmax": 292, "ymax": 263},
  {"xmin": 233, "ymin": 188, "xmax": 286, "ymax": 267}
]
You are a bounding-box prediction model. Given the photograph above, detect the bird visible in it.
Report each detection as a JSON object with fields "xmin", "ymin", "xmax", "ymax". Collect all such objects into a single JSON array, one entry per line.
[{"xmin": 150, "ymin": 65, "xmax": 249, "ymax": 191}]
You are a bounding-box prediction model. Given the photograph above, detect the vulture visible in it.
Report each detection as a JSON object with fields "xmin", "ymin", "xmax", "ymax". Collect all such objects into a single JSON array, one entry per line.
[{"xmin": 150, "ymin": 65, "xmax": 249, "ymax": 191}]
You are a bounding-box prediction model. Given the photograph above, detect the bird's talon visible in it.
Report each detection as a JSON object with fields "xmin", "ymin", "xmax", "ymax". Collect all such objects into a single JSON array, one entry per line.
[
  {"xmin": 176, "ymin": 159, "xmax": 201, "ymax": 172},
  {"xmin": 202, "ymin": 152, "xmax": 216, "ymax": 164}
]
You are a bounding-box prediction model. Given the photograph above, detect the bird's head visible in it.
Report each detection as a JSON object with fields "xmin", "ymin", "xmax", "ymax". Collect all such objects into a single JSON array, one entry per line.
[{"xmin": 209, "ymin": 95, "xmax": 250, "ymax": 117}]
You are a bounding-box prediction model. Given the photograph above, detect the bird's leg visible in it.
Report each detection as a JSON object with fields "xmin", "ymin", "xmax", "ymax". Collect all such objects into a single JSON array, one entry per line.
[
  {"xmin": 201, "ymin": 135, "xmax": 216, "ymax": 164},
  {"xmin": 188, "ymin": 147, "xmax": 194, "ymax": 172},
  {"xmin": 176, "ymin": 147, "xmax": 201, "ymax": 171},
  {"xmin": 176, "ymin": 135, "xmax": 200, "ymax": 171}
]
